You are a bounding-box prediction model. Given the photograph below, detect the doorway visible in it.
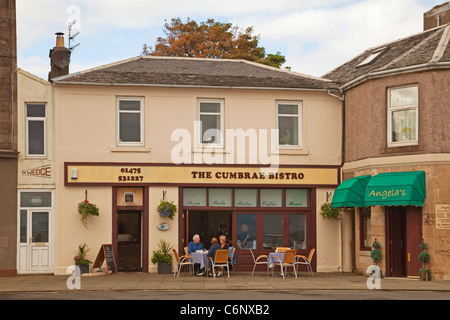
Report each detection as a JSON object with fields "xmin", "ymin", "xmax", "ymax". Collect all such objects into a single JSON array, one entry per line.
[
  {"xmin": 185, "ymin": 211, "xmax": 232, "ymax": 249},
  {"xmin": 117, "ymin": 211, "xmax": 142, "ymax": 272},
  {"xmin": 17, "ymin": 191, "xmax": 53, "ymax": 274},
  {"xmin": 387, "ymin": 207, "xmax": 406, "ymax": 277},
  {"xmin": 386, "ymin": 206, "xmax": 422, "ymax": 278}
]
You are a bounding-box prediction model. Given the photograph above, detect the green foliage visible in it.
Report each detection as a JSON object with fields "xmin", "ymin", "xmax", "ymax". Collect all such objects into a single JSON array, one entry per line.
[
  {"xmin": 74, "ymin": 242, "xmax": 92, "ymax": 265},
  {"xmin": 157, "ymin": 200, "xmax": 177, "ymax": 220},
  {"xmin": 320, "ymin": 202, "xmax": 341, "ymax": 220},
  {"xmin": 418, "ymin": 240, "xmax": 431, "ymax": 281},
  {"xmin": 143, "ymin": 18, "xmax": 287, "ymax": 68},
  {"xmin": 78, "ymin": 200, "xmax": 100, "ymax": 227},
  {"xmin": 371, "ymin": 240, "xmax": 382, "ymax": 265},
  {"xmin": 151, "ymin": 240, "xmax": 174, "ymax": 266}
]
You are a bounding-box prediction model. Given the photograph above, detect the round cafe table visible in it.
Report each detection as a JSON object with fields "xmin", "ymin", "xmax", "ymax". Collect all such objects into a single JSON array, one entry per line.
[{"xmin": 190, "ymin": 250, "xmax": 209, "ymax": 270}]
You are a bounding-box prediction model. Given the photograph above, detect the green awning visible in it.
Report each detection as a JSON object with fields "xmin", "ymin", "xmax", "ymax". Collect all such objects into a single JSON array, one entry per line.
[
  {"xmin": 332, "ymin": 175, "xmax": 371, "ymax": 208},
  {"xmin": 364, "ymin": 171, "xmax": 426, "ymax": 207}
]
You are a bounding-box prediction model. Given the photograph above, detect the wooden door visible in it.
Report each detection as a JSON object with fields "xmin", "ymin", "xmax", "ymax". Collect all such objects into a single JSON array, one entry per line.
[
  {"xmin": 405, "ymin": 207, "xmax": 422, "ymax": 277},
  {"xmin": 387, "ymin": 207, "xmax": 406, "ymax": 277}
]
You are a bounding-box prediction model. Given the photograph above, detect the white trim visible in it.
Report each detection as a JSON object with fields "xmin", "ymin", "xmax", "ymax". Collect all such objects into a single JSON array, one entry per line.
[
  {"xmin": 197, "ymin": 98, "xmax": 225, "ymax": 149},
  {"xmin": 17, "ymin": 189, "xmax": 55, "ymax": 274},
  {"xmin": 116, "ymin": 96, "xmax": 145, "ymax": 147},
  {"xmin": 387, "ymin": 85, "xmax": 419, "ymax": 148},
  {"xmin": 25, "ymin": 103, "xmax": 47, "ymax": 159},
  {"xmin": 276, "ymin": 101, "xmax": 303, "ymax": 149}
]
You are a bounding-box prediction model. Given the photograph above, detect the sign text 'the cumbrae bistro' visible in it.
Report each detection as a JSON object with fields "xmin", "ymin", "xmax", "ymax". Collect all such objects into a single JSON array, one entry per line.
[{"xmin": 190, "ymin": 170, "xmax": 305, "ymax": 181}]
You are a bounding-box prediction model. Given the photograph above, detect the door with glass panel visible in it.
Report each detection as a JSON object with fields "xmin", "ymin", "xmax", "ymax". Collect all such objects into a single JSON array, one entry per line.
[{"xmin": 18, "ymin": 192, "xmax": 53, "ymax": 273}]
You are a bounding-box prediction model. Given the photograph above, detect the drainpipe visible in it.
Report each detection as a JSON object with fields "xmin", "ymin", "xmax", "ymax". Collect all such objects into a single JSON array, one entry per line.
[{"xmin": 328, "ymin": 88, "xmax": 346, "ymax": 272}]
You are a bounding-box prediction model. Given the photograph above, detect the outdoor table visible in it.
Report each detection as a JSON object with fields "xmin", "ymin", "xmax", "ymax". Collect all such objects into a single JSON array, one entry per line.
[
  {"xmin": 190, "ymin": 250, "xmax": 209, "ymax": 270},
  {"xmin": 268, "ymin": 252, "xmax": 285, "ymax": 276}
]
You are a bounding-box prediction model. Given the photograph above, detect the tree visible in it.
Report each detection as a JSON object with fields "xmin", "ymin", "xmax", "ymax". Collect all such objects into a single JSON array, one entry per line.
[{"xmin": 142, "ymin": 18, "xmax": 287, "ymax": 68}]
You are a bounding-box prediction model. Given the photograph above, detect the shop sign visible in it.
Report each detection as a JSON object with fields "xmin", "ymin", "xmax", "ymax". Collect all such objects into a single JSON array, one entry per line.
[
  {"xmin": 66, "ymin": 163, "xmax": 339, "ymax": 186},
  {"xmin": 436, "ymin": 204, "xmax": 450, "ymax": 230},
  {"xmin": 22, "ymin": 165, "xmax": 52, "ymax": 178}
]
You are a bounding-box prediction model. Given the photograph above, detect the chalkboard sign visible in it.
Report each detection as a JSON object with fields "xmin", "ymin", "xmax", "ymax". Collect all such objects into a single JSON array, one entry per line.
[{"xmin": 92, "ymin": 244, "xmax": 117, "ymax": 275}]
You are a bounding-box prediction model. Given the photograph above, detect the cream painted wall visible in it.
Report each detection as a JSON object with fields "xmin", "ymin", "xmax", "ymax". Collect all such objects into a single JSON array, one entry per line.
[
  {"xmin": 54, "ymin": 85, "xmax": 342, "ymax": 166},
  {"xmin": 148, "ymin": 186, "xmax": 179, "ymax": 273},
  {"xmin": 53, "ymin": 186, "xmax": 112, "ymax": 275},
  {"xmin": 316, "ymin": 188, "xmax": 342, "ymax": 273},
  {"xmin": 17, "ymin": 69, "xmax": 55, "ymax": 188},
  {"xmin": 53, "ymin": 84, "xmax": 343, "ymax": 274}
]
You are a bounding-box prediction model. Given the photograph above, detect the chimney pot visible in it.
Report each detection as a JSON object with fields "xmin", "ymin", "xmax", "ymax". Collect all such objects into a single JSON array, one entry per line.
[{"xmin": 55, "ymin": 32, "xmax": 65, "ymax": 48}]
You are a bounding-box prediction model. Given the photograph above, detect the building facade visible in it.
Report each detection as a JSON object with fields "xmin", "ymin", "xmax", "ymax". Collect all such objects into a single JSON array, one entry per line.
[
  {"xmin": 47, "ymin": 55, "xmax": 343, "ymax": 275},
  {"xmin": 16, "ymin": 69, "xmax": 54, "ymax": 274},
  {"xmin": 327, "ymin": 18, "xmax": 450, "ymax": 279},
  {"xmin": 0, "ymin": 0, "xmax": 18, "ymax": 277}
]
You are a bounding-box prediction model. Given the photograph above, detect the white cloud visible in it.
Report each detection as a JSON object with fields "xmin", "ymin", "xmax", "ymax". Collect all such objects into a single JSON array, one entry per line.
[{"xmin": 16, "ymin": 0, "xmax": 442, "ymax": 79}]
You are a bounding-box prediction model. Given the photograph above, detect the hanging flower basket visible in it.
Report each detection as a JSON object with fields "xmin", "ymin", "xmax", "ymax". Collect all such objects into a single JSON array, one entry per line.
[
  {"xmin": 78, "ymin": 200, "xmax": 100, "ymax": 227},
  {"xmin": 319, "ymin": 202, "xmax": 341, "ymax": 220},
  {"xmin": 157, "ymin": 200, "xmax": 177, "ymax": 220}
]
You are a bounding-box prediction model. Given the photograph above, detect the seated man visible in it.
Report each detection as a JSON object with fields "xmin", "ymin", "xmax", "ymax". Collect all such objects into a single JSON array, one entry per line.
[
  {"xmin": 188, "ymin": 234, "xmax": 203, "ymax": 254},
  {"xmin": 188, "ymin": 234, "xmax": 204, "ymax": 275}
]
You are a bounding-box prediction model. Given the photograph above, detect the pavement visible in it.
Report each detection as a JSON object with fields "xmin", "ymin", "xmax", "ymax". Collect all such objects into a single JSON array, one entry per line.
[{"xmin": 0, "ymin": 271, "xmax": 449, "ymax": 294}]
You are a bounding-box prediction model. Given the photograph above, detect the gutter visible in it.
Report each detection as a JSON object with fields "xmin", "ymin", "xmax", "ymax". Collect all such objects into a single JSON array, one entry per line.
[
  {"xmin": 52, "ymin": 81, "xmax": 339, "ymax": 92},
  {"xmin": 340, "ymin": 62, "xmax": 450, "ymax": 91}
]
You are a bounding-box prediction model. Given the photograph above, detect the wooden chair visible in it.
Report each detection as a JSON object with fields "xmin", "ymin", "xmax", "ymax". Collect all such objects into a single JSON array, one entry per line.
[
  {"xmin": 249, "ymin": 249, "xmax": 269, "ymax": 276},
  {"xmin": 295, "ymin": 248, "xmax": 315, "ymax": 277},
  {"xmin": 209, "ymin": 249, "xmax": 231, "ymax": 278},
  {"xmin": 172, "ymin": 249, "xmax": 194, "ymax": 277},
  {"xmin": 275, "ymin": 247, "xmax": 290, "ymax": 253},
  {"xmin": 184, "ymin": 247, "xmax": 189, "ymax": 255},
  {"xmin": 273, "ymin": 249, "xmax": 297, "ymax": 279}
]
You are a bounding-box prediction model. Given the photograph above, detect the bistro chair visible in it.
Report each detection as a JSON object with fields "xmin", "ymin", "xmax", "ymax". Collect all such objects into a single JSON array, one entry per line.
[
  {"xmin": 228, "ymin": 247, "xmax": 236, "ymax": 270},
  {"xmin": 172, "ymin": 249, "xmax": 194, "ymax": 277},
  {"xmin": 295, "ymin": 248, "xmax": 315, "ymax": 277},
  {"xmin": 273, "ymin": 249, "xmax": 297, "ymax": 279},
  {"xmin": 275, "ymin": 247, "xmax": 290, "ymax": 253},
  {"xmin": 209, "ymin": 249, "xmax": 231, "ymax": 278},
  {"xmin": 249, "ymin": 249, "xmax": 269, "ymax": 276},
  {"xmin": 184, "ymin": 246, "xmax": 189, "ymax": 255}
]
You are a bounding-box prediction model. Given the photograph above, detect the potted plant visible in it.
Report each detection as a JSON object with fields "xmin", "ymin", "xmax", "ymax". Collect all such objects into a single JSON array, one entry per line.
[
  {"xmin": 418, "ymin": 240, "xmax": 432, "ymax": 281},
  {"xmin": 371, "ymin": 239, "xmax": 382, "ymax": 266},
  {"xmin": 78, "ymin": 199, "xmax": 100, "ymax": 227},
  {"xmin": 319, "ymin": 202, "xmax": 341, "ymax": 220},
  {"xmin": 151, "ymin": 239, "xmax": 174, "ymax": 274},
  {"xmin": 157, "ymin": 200, "xmax": 177, "ymax": 220},
  {"xmin": 74, "ymin": 242, "xmax": 92, "ymax": 274}
]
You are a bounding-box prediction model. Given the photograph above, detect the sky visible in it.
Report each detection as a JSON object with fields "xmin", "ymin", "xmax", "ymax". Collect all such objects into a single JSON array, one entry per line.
[{"xmin": 16, "ymin": 0, "xmax": 444, "ymax": 80}]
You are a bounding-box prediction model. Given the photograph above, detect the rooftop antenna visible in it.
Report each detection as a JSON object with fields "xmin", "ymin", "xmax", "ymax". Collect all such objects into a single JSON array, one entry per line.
[{"xmin": 68, "ymin": 20, "xmax": 80, "ymax": 51}]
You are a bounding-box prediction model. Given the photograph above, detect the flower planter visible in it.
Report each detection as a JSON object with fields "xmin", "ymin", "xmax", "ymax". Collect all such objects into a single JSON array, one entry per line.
[
  {"xmin": 157, "ymin": 261, "xmax": 172, "ymax": 274},
  {"xmin": 76, "ymin": 263, "xmax": 90, "ymax": 275}
]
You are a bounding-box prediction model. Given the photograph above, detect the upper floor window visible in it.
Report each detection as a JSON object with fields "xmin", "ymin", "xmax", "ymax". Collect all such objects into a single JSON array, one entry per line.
[
  {"xmin": 26, "ymin": 103, "xmax": 46, "ymax": 158},
  {"xmin": 198, "ymin": 99, "xmax": 224, "ymax": 147},
  {"xmin": 116, "ymin": 97, "xmax": 144, "ymax": 146},
  {"xmin": 387, "ymin": 85, "xmax": 418, "ymax": 147},
  {"xmin": 277, "ymin": 101, "xmax": 302, "ymax": 148}
]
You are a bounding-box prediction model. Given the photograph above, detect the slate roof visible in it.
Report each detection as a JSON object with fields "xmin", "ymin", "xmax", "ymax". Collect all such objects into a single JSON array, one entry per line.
[
  {"xmin": 324, "ymin": 23, "xmax": 450, "ymax": 88},
  {"xmin": 53, "ymin": 56, "xmax": 339, "ymax": 90}
]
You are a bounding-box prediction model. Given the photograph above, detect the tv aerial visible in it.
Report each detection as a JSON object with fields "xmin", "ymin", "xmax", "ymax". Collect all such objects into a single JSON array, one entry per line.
[{"xmin": 68, "ymin": 20, "xmax": 80, "ymax": 51}]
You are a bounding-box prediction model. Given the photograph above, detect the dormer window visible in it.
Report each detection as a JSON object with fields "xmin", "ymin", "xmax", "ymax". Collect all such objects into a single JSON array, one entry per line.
[{"xmin": 357, "ymin": 47, "xmax": 387, "ymax": 67}]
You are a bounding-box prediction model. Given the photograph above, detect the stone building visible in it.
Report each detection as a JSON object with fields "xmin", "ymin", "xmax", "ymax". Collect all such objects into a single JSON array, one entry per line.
[
  {"xmin": 327, "ymin": 6, "xmax": 450, "ymax": 279},
  {"xmin": 0, "ymin": 0, "xmax": 18, "ymax": 277}
]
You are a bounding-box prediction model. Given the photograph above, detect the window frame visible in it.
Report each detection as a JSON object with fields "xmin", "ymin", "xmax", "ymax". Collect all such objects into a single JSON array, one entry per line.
[
  {"xmin": 360, "ymin": 207, "xmax": 372, "ymax": 251},
  {"xmin": 276, "ymin": 101, "xmax": 303, "ymax": 149},
  {"xmin": 26, "ymin": 103, "xmax": 47, "ymax": 158},
  {"xmin": 116, "ymin": 97, "xmax": 145, "ymax": 147},
  {"xmin": 387, "ymin": 85, "xmax": 419, "ymax": 148},
  {"xmin": 197, "ymin": 98, "xmax": 224, "ymax": 148}
]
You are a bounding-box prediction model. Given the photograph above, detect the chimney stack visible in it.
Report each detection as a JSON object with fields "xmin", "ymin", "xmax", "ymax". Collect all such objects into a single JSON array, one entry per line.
[
  {"xmin": 424, "ymin": 2, "xmax": 450, "ymax": 31},
  {"xmin": 48, "ymin": 32, "xmax": 71, "ymax": 82}
]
